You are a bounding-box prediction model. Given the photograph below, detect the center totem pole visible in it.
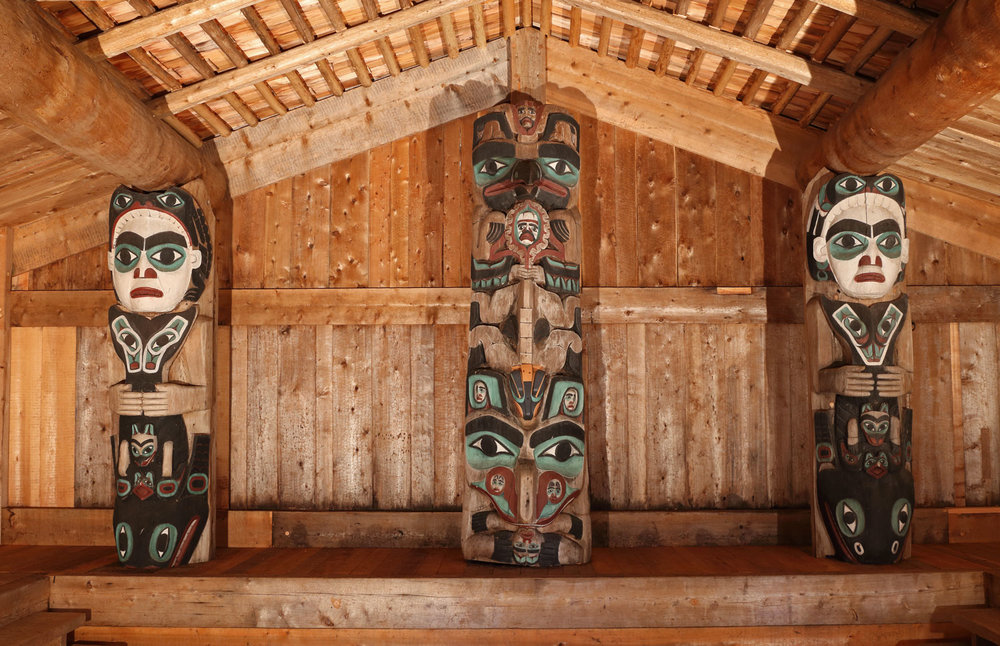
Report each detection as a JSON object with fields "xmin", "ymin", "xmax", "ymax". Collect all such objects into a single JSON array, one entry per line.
[
  {"xmin": 107, "ymin": 185, "xmax": 214, "ymax": 568},
  {"xmin": 462, "ymin": 99, "xmax": 591, "ymax": 566},
  {"xmin": 805, "ymin": 172, "xmax": 914, "ymax": 564}
]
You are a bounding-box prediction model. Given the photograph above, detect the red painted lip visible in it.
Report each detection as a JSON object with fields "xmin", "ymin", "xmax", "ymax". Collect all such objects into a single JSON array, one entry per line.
[
  {"xmin": 855, "ymin": 273, "xmax": 885, "ymax": 283},
  {"xmin": 130, "ymin": 287, "xmax": 163, "ymax": 298}
]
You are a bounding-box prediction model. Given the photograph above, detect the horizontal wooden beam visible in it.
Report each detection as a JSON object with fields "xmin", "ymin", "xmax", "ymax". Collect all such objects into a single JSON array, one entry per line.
[
  {"xmin": 565, "ymin": 0, "xmax": 871, "ymax": 101},
  {"xmin": 813, "ymin": 0, "xmax": 931, "ymax": 38},
  {"xmin": 766, "ymin": 286, "xmax": 1000, "ymax": 325},
  {"xmin": 150, "ymin": 0, "xmax": 480, "ymax": 117},
  {"xmin": 0, "ymin": 0, "xmax": 207, "ymax": 191},
  {"xmin": 11, "ymin": 197, "xmax": 107, "ymax": 275},
  {"xmin": 211, "ymin": 38, "xmax": 508, "ymax": 196},
  {"xmin": 904, "ymin": 178, "xmax": 1000, "ymax": 262},
  {"xmin": 3, "ymin": 506, "xmax": 973, "ymax": 548}
]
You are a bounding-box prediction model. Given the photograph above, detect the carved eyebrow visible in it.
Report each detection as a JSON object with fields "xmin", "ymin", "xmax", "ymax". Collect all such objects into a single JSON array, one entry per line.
[
  {"xmin": 472, "ymin": 141, "xmax": 516, "ymax": 163},
  {"xmin": 873, "ymin": 220, "xmax": 901, "ymax": 236},
  {"xmin": 115, "ymin": 231, "xmax": 187, "ymax": 249},
  {"xmin": 826, "ymin": 219, "xmax": 872, "ymax": 239},
  {"xmin": 530, "ymin": 421, "xmax": 585, "ymax": 448},
  {"xmin": 465, "ymin": 416, "xmax": 524, "ymax": 447},
  {"xmin": 538, "ymin": 143, "xmax": 580, "ymax": 168}
]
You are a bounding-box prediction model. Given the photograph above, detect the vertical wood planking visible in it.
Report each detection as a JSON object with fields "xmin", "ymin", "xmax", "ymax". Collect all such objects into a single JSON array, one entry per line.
[
  {"xmin": 245, "ymin": 326, "xmax": 279, "ymax": 507},
  {"xmin": 613, "ymin": 129, "xmax": 638, "ymax": 286},
  {"xmin": 685, "ymin": 324, "xmax": 725, "ymax": 506},
  {"xmin": 313, "ymin": 326, "xmax": 335, "ymax": 508},
  {"xmin": 291, "ymin": 166, "xmax": 331, "ymax": 288},
  {"xmin": 232, "ymin": 185, "xmax": 268, "ymax": 288},
  {"xmin": 716, "ymin": 165, "xmax": 764, "ymax": 286},
  {"xmin": 369, "ymin": 143, "xmax": 393, "ymax": 287},
  {"xmin": 593, "ymin": 120, "xmax": 616, "ymax": 287},
  {"xmin": 433, "ymin": 324, "xmax": 465, "ymax": 509},
  {"xmin": 625, "ymin": 323, "xmax": 647, "ymax": 507},
  {"xmin": 910, "ymin": 323, "xmax": 955, "ymax": 506},
  {"xmin": 959, "ymin": 322, "xmax": 999, "ymax": 505},
  {"xmin": 0, "ymin": 228, "xmax": 7, "ymax": 539},
  {"xmin": 577, "ymin": 114, "xmax": 603, "ymax": 288},
  {"xmin": 764, "ymin": 323, "xmax": 811, "ymax": 507},
  {"xmin": 409, "ymin": 325, "xmax": 435, "ymax": 507},
  {"xmin": 761, "ymin": 179, "xmax": 802, "ymax": 286},
  {"xmin": 372, "ymin": 325, "xmax": 411, "ymax": 508},
  {"xmin": 644, "ymin": 324, "xmax": 689, "ymax": 508},
  {"xmin": 389, "ymin": 138, "xmax": 410, "ymax": 287},
  {"xmin": 907, "ymin": 230, "xmax": 948, "ymax": 286},
  {"xmin": 591, "ymin": 323, "xmax": 628, "ymax": 508},
  {"xmin": 441, "ymin": 119, "xmax": 468, "ymax": 287},
  {"xmin": 215, "ymin": 325, "xmax": 232, "ymax": 512},
  {"xmin": 330, "ymin": 325, "xmax": 374, "ymax": 509},
  {"xmin": 263, "ymin": 178, "xmax": 295, "ymax": 288},
  {"xmin": 581, "ymin": 323, "xmax": 609, "ymax": 507},
  {"xmin": 277, "ymin": 326, "xmax": 317, "ymax": 508},
  {"xmin": 410, "ymin": 128, "xmax": 445, "ymax": 287},
  {"xmin": 676, "ymin": 150, "xmax": 717, "ymax": 286},
  {"xmin": 8, "ymin": 327, "xmax": 39, "ymax": 506},
  {"xmin": 636, "ymin": 137, "xmax": 677, "ymax": 287},
  {"xmin": 329, "ymin": 152, "xmax": 371, "ymax": 287},
  {"xmin": 229, "ymin": 326, "xmax": 249, "ymax": 508},
  {"xmin": 74, "ymin": 327, "xmax": 119, "ymax": 507}
]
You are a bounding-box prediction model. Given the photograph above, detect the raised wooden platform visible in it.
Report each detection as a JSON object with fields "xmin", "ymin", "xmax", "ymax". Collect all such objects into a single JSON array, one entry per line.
[{"xmin": 2, "ymin": 543, "xmax": 998, "ymax": 644}]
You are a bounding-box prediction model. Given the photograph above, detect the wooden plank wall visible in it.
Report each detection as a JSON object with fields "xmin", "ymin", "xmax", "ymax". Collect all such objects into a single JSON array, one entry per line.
[{"xmin": 7, "ymin": 114, "xmax": 1000, "ymax": 519}]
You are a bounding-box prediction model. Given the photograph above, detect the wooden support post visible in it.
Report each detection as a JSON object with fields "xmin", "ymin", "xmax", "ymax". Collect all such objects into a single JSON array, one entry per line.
[
  {"xmin": 799, "ymin": 0, "xmax": 1000, "ymax": 184},
  {"xmin": 509, "ymin": 27, "xmax": 546, "ymax": 102},
  {"xmin": 0, "ymin": 229, "xmax": 10, "ymax": 544},
  {"xmin": 0, "ymin": 0, "xmax": 207, "ymax": 190}
]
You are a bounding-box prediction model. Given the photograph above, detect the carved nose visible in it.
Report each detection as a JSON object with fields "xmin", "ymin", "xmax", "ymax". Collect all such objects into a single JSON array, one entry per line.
[
  {"xmin": 133, "ymin": 266, "xmax": 157, "ymax": 278},
  {"xmin": 859, "ymin": 255, "xmax": 882, "ymax": 267},
  {"xmin": 511, "ymin": 159, "xmax": 541, "ymax": 190},
  {"xmin": 514, "ymin": 457, "xmax": 535, "ymax": 525}
]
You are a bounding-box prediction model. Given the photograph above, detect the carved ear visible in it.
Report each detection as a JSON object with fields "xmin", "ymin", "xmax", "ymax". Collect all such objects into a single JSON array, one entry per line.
[
  {"xmin": 108, "ymin": 250, "xmax": 115, "ymax": 272},
  {"xmin": 190, "ymin": 249, "xmax": 203, "ymax": 269},
  {"xmin": 900, "ymin": 237, "xmax": 910, "ymax": 264},
  {"xmin": 812, "ymin": 237, "xmax": 828, "ymax": 264}
]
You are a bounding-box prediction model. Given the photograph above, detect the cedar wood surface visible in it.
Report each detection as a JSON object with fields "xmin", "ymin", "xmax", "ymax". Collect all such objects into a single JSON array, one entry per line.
[{"xmin": 7, "ymin": 114, "xmax": 1000, "ymax": 524}]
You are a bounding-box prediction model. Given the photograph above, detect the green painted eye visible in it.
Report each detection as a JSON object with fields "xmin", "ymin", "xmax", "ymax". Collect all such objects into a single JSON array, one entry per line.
[
  {"xmin": 156, "ymin": 191, "xmax": 185, "ymax": 209},
  {"xmin": 149, "ymin": 523, "xmax": 178, "ymax": 563},
  {"xmin": 116, "ymin": 522, "xmax": 133, "ymax": 562},
  {"xmin": 465, "ymin": 432, "xmax": 518, "ymax": 470},
  {"xmin": 535, "ymin": 436, "xmax": 584, "ymax": 477},
  {"xmin": 836, "ymin": 175, "xmax": 865, "ymax": 195},
  {"xmin": 113, "ymin": 193, "xmax": 133, "ymax": 210},
  {"xmin": 114, "ymin": 244, "xmax": 142, "ymax": 272},
  {"xmin": 147, "ymin": 244, "xmax": 187, "ymax": 271},
  {"xmin": 835, "ymin": 498, "xmax": 865, "ymax": 538},
  {"xmin": 473, "ymin": 157, "xmax": 514, "ymax": 185},
  {"xmin": 539, "ymin": 157, "xmax": 580, "ymax": 185},
  {"xmin": 891, "ymin": 498, "xmax": 911, "ymax": 537},
  {"xmin": 874, "ymin": 176, "xmax": 899, "ymax": 195},
  {"xmin": 828, "ymin": 232, "xmax": 869, "ymax": 260},
  {"xmin": 876, "ymin": 232, "xmax": 902, "ymax": 258}
]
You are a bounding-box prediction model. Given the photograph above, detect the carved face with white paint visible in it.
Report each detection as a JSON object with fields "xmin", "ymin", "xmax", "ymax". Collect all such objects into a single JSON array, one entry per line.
[
  {"xmin": 811, "ymin": 174, "xmax": 908, "ymax": 300},
  {"xmin": 109, "ymin": 207, "xmax": 202, "ymax": 313}
]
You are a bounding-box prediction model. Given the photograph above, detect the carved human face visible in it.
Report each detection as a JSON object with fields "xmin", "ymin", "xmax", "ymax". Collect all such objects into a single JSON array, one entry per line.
[
  {"xmin": 110, "ymin": 208, "xmax": 202, "ymax": 313},
  {"xmin": 811, "ymin": 175, "xmax": 908, "ymax": 300}
]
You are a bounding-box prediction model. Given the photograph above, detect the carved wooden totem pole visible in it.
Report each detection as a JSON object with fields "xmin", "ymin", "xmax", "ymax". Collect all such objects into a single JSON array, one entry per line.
[
  {"xmin": 107, "ymin": 185, "xmax": 214, "ymax": 567},
  {"xmin": 462, "ymin": 100, "xmax": 590, "ymax": 566},
  {"xmin": 805, "ymin": 172, "xmax": 914, "ymax": 564}
]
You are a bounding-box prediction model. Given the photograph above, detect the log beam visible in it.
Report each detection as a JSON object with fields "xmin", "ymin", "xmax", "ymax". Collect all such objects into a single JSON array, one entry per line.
[
  {"xmin": 0, "ymin": 0, "xmax": 209, "ymax": 190},
  {"xmin": 0, "ymin": 229, "xmax": 9, "ymax": 544},
  {"xmin": 799, "ymin": 0, "xmax": 1000, "ymax": 184},
  {"xmin": 509, "ymin": 27, "xmax": 546, "ymax": 101}
]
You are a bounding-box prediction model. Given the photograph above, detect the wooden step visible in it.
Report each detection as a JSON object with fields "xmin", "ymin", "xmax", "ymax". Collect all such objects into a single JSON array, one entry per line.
[
  {"xmin": 950, "ymin": 607, "xmax": 1000, "ymax": 644},
  {"xmin": 0, "ymin": 575, "xmax": 49, "ymax": 625},
  {"xmin": 0, "ymin": 610, "xmax": 87, "ymax": 646},
  {"xmin": 47, "ymin": 545, "xmax": 989, "ymax": 630}
]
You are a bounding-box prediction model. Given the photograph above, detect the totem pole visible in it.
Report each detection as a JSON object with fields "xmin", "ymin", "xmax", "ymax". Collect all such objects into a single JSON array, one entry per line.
[
  {"xmin": 805, "ymin": 173, "xmax": 914, "ymax": 564},
  {"xmin": 107, "ymin": 185, "xmax": 214, "ymax": 568},
  {"xmin": 462, "ymin": 100, "xmax": 591, "ymax": 566}
]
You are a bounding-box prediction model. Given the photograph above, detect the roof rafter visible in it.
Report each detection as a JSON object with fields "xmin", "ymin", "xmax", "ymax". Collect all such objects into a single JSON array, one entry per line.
[
  {"xmin": 564, "ymin": 0, "xmax": 871, "ymax": 101},
  {"xmin": 149, "ymin": 0, "xmax": 479, "ymax": 117}
]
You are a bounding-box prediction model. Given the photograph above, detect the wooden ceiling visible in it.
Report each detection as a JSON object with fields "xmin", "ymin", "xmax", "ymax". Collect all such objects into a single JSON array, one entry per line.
[{"xmin": 3, "ymin": 0, "xmax": 1000, "ymax": 276}]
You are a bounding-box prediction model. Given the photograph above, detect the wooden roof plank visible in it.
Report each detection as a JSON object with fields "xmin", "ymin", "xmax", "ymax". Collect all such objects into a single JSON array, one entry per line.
[{"xmin": 566, "ymin": 0, "xmax": 869, "ymax": 101}]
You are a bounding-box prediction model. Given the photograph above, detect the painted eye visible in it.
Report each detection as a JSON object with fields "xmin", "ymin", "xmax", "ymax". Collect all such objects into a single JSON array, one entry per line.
[
  {"xmin": 839, "ymin": 314, "xmax": 866, "ymax": 339},
  {"xmin": 142, "ymin": 445, "xmax": 155, "ymax": 457},
  {"xmin": 116, "ymin": 522, "xmax": 133, "ymax": 561},
  {"xmin": 113, "ymin": 193, "xmax": 133, "ymax": 209},
  {"xmin": 149, "ymin": 523, "xmax": 178, "ymax": 562},
  {"xmin": 877, "ymin": 422, "xmax": 889, "ymax": 434},
  {"xmin": 147, "ymin": 245, "xmax": 187, "ymax": 272},
  {"xmin": 480, "ymin": 158, "xmax": 508, "ymax": 176},
  {"xmin": 837, "ymin": 175, "xmax": 865, "ymax": 194},
  {"xmin": 470, "ymin": 435, "xmax": 513, "ymax": 458},
  {"xmin": 130, "ymin": 445, "xmax": 141, "ymax": 456},
  {"xmin": 114, "ymin": 246, "xmax": 140, "ymax": 271},
  {"xmin": 876, "ymin": 232, "xmax": 903, "ymax": 258},
  {"xmin": 828, "ymin": 232, "xmax": 869, "ymax": 261},
  {"xmin": 891, "ymin": 498, "xmax": 911, "ymax": 537},
  {"xmin": 539, "ymin": 439, "xmax": 583, "ymax": 462},
  {"xmin": 545, "ymin": 159, "xmax": 573, "ymax": 175},
  {"xmin": 156, "ymin": 192, "xmax": 184, "ymax": 208},
  {"xmin": 891, "ymin": 540, "xmax": 900, "ymax": 554},
  {"xmin": 854, "ymin": 541, "xmax": 865, "ymax": 556},
  {"xmin": 874, "ymin": 176, "xmax": 899, "ymax": 194},
  {"xmin": 835, "ymin": 498, "xmax": 865, "ymax": 537},
  {"xmin": 118, "ymin": 331, "xmax": 140, "ymax": 353}
]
